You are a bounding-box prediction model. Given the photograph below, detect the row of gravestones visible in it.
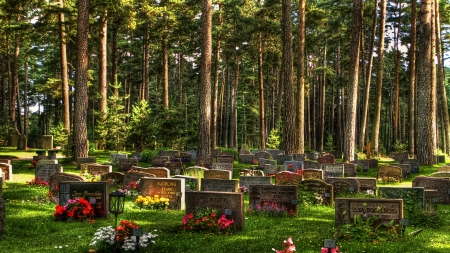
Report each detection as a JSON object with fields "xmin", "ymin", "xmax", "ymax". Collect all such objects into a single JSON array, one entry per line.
[{"xmin": 7, "ymin": 130, "xmax": 53, "ymax": 150}]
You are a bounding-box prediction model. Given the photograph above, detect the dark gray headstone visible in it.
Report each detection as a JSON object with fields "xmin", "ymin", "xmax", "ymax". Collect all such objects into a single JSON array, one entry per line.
[
  {"xmin": 254, "ymin": 151, "xmax": 272, "ymax": 160},
  {"xmin": 151, "ymin": 156, "xmax": 170, "ymax": 167},
  {"xmin": 283, "ymin": 161, "xmax": 303, "ymax": 171},
  {"xmin": 307, "ymin": 152, "xmax": 319, "ymax": 160},
  {"xmin": 200, "ymin": 178, "xmax": 238, "ymax": 192},
  {"xmin": 329, "ymin": 151, "xmax": 343, "ymax": 160},
  {"xmin": 266, "ymin": 149, "xmax": 284, "ymax": 160},
  {"xmin": 195, "ymin": 157, "xmax": 214, "ymax": 169},
  {"xmin": 101, "ymin": 172, "xmax": 125, "ymax": 187},
  {"xmin": 238, "ymin": 154, "xmax": 255, "ymax": 164},
  {"xmin": 320, "ymin": 163, "xmax": 344, "ymax": 178},
  {"xmin": 326, "ymin": 177, "xmax": 360, "ymax": 194},
  {"xmin": 293, "ymin": 153, "xmax": 306, "ymax": 161},
  {"xmin": 336, "ymin": 163, "xmax": 357, "ymax": 177},
  {"xmin": 277, "ymin": 154, "xmax": 293, "ymax": 164},
  {"xmin": 401, "ymin": 159, "xmax": 420, "ymax": 173},
  {"xmin": 263, "ymin": 164, "xmax": 278, "ymax": 175},
  {"xmin": 110, "ymin": 153, "xmax": 128, "ymax": 161},
  {"xmin": 303, "ymin": 160, "xmax": 320, "ymax": 169},
  {"xmin": 249, "ymin": 185, "xmax": 298, "ymax": 216},
  {"xmin": 390, "ymin": 163, "xmax": 411, "ymax": 178},
  {"xmin": 216, "ymin": 154, "xmax": 234, "ymax": 164},
  {"xmin": 118, "ymin": 158, "xmax": 139, "ymax": 172},
  {"xmin": 413, "ymin": 176, "xmax": 450, "ymax": 204},
  {"xmin": 173, "ymin": 175, "xmax": 199, "ymax": 191},
  {"xmin": 123, "ymin": 171, "xmax": 156, "ymax": 189},
  {"xmin": 390, "ymin": 153, "xmax": 410, "ymax": 163},
  {"xmin": 368, "ymin": 159, "xmax": 379, "ymax": 169},
  {"xmin": 239, "ymin": 176, "xmax": 272, "ymax": 189},
  {"xmin": 348, "ymin": 177, "xmax": 377, "ymax": 193},
  {"xmin": 258, "ymin": 158, "xmax": 276, "ymax": 169},
  {"xmin": 35, "ymin": 164, "xmax": 61, "ymax": 182},
  {"xmin": 351, "ymin": 160, "xmax": 370, "ymax": 172}
]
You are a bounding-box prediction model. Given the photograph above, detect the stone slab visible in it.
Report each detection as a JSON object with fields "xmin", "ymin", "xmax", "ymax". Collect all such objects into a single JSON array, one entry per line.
[
  {"xmin": 140, "ymin": 177, "xmax": 185, "ymax": 209},
  {"xmin": 300, "ymin": 179, "xmax": 333, "ymax": 205},
  {"xmin": 249, "ymin": 185, "xmax": 298, "ymax": 216},
  {"xmin": 200, "ymin": 178, "xmax": 238, "ymax": 192},
  {"xmin": 204, "ymin": 169, "xmax": 232, "ymax": 180}
]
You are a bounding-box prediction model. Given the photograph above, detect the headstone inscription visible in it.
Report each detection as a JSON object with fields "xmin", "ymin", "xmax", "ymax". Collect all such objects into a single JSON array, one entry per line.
[
  {"xmin": 249, "ymin": 185, "xmax": 298, "ymax": 216},
  {"xmin": 140, "ymin": 177, "xmax": 185, "ymax": 209},
  {"xmin": 118, "ymin": 158, "xmax": 139, "ymax": 172},
  {"xmin": 0, "ymin": 163, "xmax": 12, "ymax": 181},
  {"xmin": 239, "ymin": 176, "xmax": 272, "ymax": 189},
  {"xmin": 216, "ymin": 154, "xmax": 234, "ymax": 164},
  {"xmin": 58, "ymin": 181, "xmax": 109, "ymax": 218},
  {"xmin": 390, "ymin": 163, "xmax": 411, "ymax": 178},
  {"xmin": 238, "ymin": 154, "xmax": 255, "ymax": 164},
  {"xmin": 300, "ymin": 179, "xmax": 334, "ymax": 205},
  {"xmin": 76, "ymin": 157, "xmax": 97, "ymax": 170},
  {"xmin": 377, "ymin": 186, "xmax": 424, "ymax": 211},
  {"xmin": 302, "ymin": 169, "xmax": 324, "ymax": 180},
  {"xmin": 317, "ymin": 155, "xmax": 336, "ymax": 165},
  {"xmin": 185, "ymin": 191, "xmax": 244, "ymax": 230},
  {"xmin": 87, "ymin": 164, "xmax": 112, "ymax": 176},
  {"xmin": 49, "ymin": 173, "xmax": 86, "ymax": 198},
  {"xmin": 351, "ymin": 160, "xmax": 369, "ymax": 172},
  {"xmin": 401, "ymin": 159, "xmax": 420, "ymax": 173},
  {"xmin": 325, "ymin": 177, "xmax": 360, "ymax": 194},
  {"xmin": 35, "ymin": 163, "xmax": 61, "ymax": 182},
  {"xmin": 412, "ymin": 176, "xmax": 450, "ymax": 204},
  {"xmin": 195, "ymin": 157, "xmax": 214, "ymax": 169},
  {"xmin": 303, "ymin": 160, "xmax": 320, "ymax": 170},
  {"xmin": 200, "ymin": 178, "xmax": 238, "ymax": 192},
  {"xmin": 151, "ymin": 156, "xmax": 170, "ymax": 167},
  {"xmin": 211, "ymin": 163, "xmax": 233, "ymax": 172},
  {"xmin": 204, "ymin": 169, "xmax": 232, "ymax": 180},
  {"xmin": 38, "ymin": 159, "xmax": 58, "ymax": 164},
  {"xmin": 334, "ymin": 198, "xmax": 404, "ymax": 227},
  {"xmin": 377, "ymin": 165, "xmax": 403, "ymax": 182},
  {"xmin": 336, "ymin": 163, "xmax": 357, "ymax": 177},
  {"xmin": 320, "ymin": 163, "xmax": 344, "ymax": 178}
]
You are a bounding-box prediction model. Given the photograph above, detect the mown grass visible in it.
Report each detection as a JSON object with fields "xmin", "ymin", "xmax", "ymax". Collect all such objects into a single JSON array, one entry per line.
[{"xmin": 0, "ymin": 148, "xmax": 450, "ymax": 252}]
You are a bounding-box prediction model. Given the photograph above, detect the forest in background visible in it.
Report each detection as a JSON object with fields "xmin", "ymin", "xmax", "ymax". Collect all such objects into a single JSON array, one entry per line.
[{"xmin": 0, "ymin": 0, "xmax": 449, "ymax": 164}]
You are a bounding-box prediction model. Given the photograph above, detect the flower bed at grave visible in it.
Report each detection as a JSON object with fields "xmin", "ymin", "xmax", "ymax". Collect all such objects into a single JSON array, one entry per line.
[
  {"xmin": 180, "ymin": 207, "xmax": 234, "ymax": 233},
  {"xmin": 26, "ymin": 177, "xmax": 49, "ymax": 187},
  {"xmin": 247, "ymin": 201, "xmax": 295, "ymax": 217},
  {"xmin": 276, "ymin": 170, "xmax": 303, "ymax": 186},
  {"xmin": 134, "ymin": 195, "xmax": 169, "ymax": 210},
  {"xmin": 90, "ymin": 220, "xmax": 158, "ymax": 253},
  {"xmin": 53, "ymin": 198, "xmax": 95, "ymax": 222}
]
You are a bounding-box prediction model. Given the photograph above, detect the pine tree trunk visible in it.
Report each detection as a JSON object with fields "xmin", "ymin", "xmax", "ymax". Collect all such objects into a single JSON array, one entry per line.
[
  {"xmin": 99, "ymin": 9, "xmax": 108, "ymax": 115},
  {"xmin": 258, "ymin": 32, "xmax": 266, "ymax": 150},
  {"xmin": 59, "ymin": 0, "xmax": 70, "ymax": 134},
  {"xmin": 297, "ymin": 0, "xmax": 306, "ymax": 154},
  {"xmin": 408, "ymin": 0, "xmax": 417, "ymax": 155}
]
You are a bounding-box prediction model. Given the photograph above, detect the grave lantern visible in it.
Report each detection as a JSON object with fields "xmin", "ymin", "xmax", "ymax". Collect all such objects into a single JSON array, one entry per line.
[{"xmin": 109, "ymin": 190, "xmax": 126, "ymax": 227}]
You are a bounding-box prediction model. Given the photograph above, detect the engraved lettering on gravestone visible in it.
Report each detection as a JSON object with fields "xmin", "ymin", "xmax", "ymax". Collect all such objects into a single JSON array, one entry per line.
[
  {"xmin": 204, "ymin": 169, "xmax": 232, "ymax": 180},
  {"xmin": 35, "ymin": 164, "xmax": 61, "ymax": 182},
  {"xmin": 302, "ymin": 169, "xmax": 324, "ymax": 180},
  {"xmin": 140, "ymin": 178, "xmax": 185, "ymax": 209},
  {"xmin": 239, "ymin": 176, "xmax": 272, "ymax": 189},
  {"xmin": 200, "ymin": 178, "xmax": 238, "ymax": 192},
  {"xmin": 321, "ymin": 163, "xmax": 344, "ymax": 178},
  {"xmin": 211, "ymin": 163, "xmax": 233, "ymax": 172}
]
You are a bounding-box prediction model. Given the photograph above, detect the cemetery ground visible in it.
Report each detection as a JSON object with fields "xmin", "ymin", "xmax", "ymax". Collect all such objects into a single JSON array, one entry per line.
[{"xmin": 0, "ymin": 148, "xmax": 449, "ymax": 253}]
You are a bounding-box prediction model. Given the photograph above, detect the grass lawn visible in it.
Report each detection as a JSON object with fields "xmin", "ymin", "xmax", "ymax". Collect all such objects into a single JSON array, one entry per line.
[{"xmin": 0, "ymin": 147, "xmax": 449, "ymax": 253}]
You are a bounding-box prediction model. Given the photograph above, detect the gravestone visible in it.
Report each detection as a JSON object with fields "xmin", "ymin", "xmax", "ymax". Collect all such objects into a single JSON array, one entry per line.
[
  {"xmin": 33, "ymin": 155, "xmax": 49, "ymax": 166},
  {"xmin": 0, "ymin": 163, "xmax": 12, "ymax": 181},
  {"xmin": 76, "ymin": 157, "xmax": 97, "ymax": 170},
  {"xmin": 7, "ymin": 128, "xmax": 20, "ymax": 147},
  {"xmin": 390, "ymin": 153, "xmax": 410, "ymax": 163},
  {"xmin": 301, "ymin": 179, "xmax": 333, "ymax": 205},
  {"xmin": 254, "ymin": 151, "xmax": 272, "ymax": 160},
  {"xmin": 101, "ymin": 172, "xmax": 124, "ymax": 187},
  {"xmin": 42, "ymin": 135, "xmax": 53, "ymax": 149},
  {"xmin": 266, "ymin": 149, "xmax": 284, "ymax": 160},
  {"xmin": 238, "ymin": 154, "xmax": 255, "ymax": 164},
  {"xmin": 185, "ymin": 150, "xmax": 197, "ymax": 160},
  {"xmin": 140, "ymin": 177, "xmax": 185, "ymax": 209},
  {"xmin": 377, "ymin": 165, "xmax": 403, "ymax": 182},
  {"xmin": 239, "ymin": 176, "xmax": 272, "ymax": 189},
  {"xmin": 258, "ymin": 158, "xmax": 276, "ymax": 169},
  {"xmin": 348, "ymin": 177, "xmax": 377, "ymax": 193},
  {"xmin": 401, "ymin": 159, "xmax": 420, "ymax": 173},
  {"xmin": 329, "ymin": 151, "xmax": 343, "ymax": 160},
  {"xmin": 239, "ymin": 149, "xmax": 251, "ymax": 155},
  {"xmin": 251, "ymin": 149, "xmax": 263, "ymax": 154},
  {"xmin": 307, "ymin": 152, "xmax": 319, "ymax": 160},
  {"xmin": 110, "ymin": 153, "xmax": 128, "ymax": 161},
  {"xmin": 49, "ymin": 173, "xmax": 85, "ymax": 198},
  {"xmin": 17, "ymin": 135, "xmax": 27, "ymax": 150},
  {"xmin": 368, "ymin": 159, "xmax": 379, "ymax": 169},
  {"xmin": 58, "ymin": 182, "xmax": 110, "ymax": 218},
  {"xmin": 184, "ymin": 166, "xmax": 207, "ymax": 178},
  {"xmin": 263, "ymin": 164, "xmax": 278, "ymax": 175},
  {"xmin": 335, "ymin": 198, "xmax": 404, "ymax": 227},
  {"xmin": 87, "ymin": 164, "xmax": 112, "ymax": 176},
  {"xmin": 430, "ymin": 172, "xmax": 450, "ymax": 178},
  {"xmin": 177, "ymin": 152, "xmax": 192, "ymax": 163},
  {"xmin": 123, "ymin": 171, "xmax": 155, "ymax": 188},
  {"xmin": 326, "ymin": 177, "xmax": 360, "ymax": 194},
  {"xmin": 283, "ymin": 161, "xmax": 303, "ymax": 171},
  {"xmin": 151, "ymin": 156, "xmax": 170, "ymax": 167},
  {"xmin": 158, "ymin": 150, "xmax": 179, "ymax": 159},
  {"xmin": 173, "ymin": 175, "xmax": 199, "ymax": 191},
  {"xmin": 185, "ymin": 191, "xmax": 244, "ymax": 230},
  {"xmin": 317, "ymin": 155, "xmax": 335, "ymax": 165},
  {"xmin": 211, "ymin": 163, "xmax": 233, "ymax": 172},
  {"xmin": 412, "ymin": 176, "xmax": 450, "ymax": 204},
  {"xmin": 378, "ymin": 186, "xmax": 424, "ymax": 211},
  {"xmin": 35, "ymin": 164, "xmax": 61, "ymax": 182},
  {"xmin": 204, "ymin": 169, "xmax": 232, "ymax": 180},
  {"xmin": 249, "ymin": 185, "xmax": 298, "ymax": 216},
  {"xmin": 216, "ymin": 154, "xmax": 234, "ymax": 164},
  {"xmin": 275, "ymin": 171, "xmax": 302, "ymax": 186},
  {"xmin": 0, "ymin": 159, "xmax": 11, "ymax": 165},
  {"xmin": 437, "ymin": 166, "xmax": 450, "ymax": 172},
  {"xmin": 210, "ymin": 149, "xmax": 221, "ymax": 158},
  {"xmin": 336, "ymin": 163, "xmax": 357, "ymax": 177},
  {"xmin": 127, "ymin": 166, "xmax": 148, "ymax": 173},
  {"xmin": 118, "ymin": 158, "xmax": 139, "ymax": 172},
  {"xmin": 277, "ymin": 154, "xmax": 293, "ymax": 164},
  {"xmin": 390, "ymin": 163, "xmax": 411, "ymax": 178},
  {"xmin": 303, "ymin": 160, "xmax": 320, "ymax": 170},
  {"xmin": 144, "ymin": 167, "xmax": 170, "ymax": 178},
  {"xmin": 195, "ymin": 157, "xmax": 214, "ymax": 169},
  {"xmin": 320, "ymin": 163, "xmax": 344, "ymax": 178},
  {"xmin": 164, "ymin": 162, "xmax": 184, "ymax": 175},
  {"xmin": 302, "ymin": 169, "xmax": 324, "ymax": 180},
  {"xmin": 351, "ymin": 160, "xmax": 369, "ymax": 172},
  {"xmin": 38, "ymin": 159, "xmax": 58, "ymax": 165},
  {"xmin": 293, "ymin": 154, "xmax": 306, "ymax": 161},
  {"xmin": 424, "ymin": 190, "xmax": 438, "ymax": 214},
  {"xmin": 200, "ymin": 178, "xmax": 238, "ymax": 192}
]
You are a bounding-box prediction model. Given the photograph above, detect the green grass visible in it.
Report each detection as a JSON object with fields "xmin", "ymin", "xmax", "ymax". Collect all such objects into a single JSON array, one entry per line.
[{"xmin": 1, "ymin": 148, "xmax": 450, "ymax": 252}]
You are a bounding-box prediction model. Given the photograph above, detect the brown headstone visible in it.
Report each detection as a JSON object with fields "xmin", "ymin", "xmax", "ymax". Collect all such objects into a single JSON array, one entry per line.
[
  {"xmin": 140, "ymin": 177, "xmax": 185, "ymax": 209},
  {"xmin": 412, "ymin": 176, "xmax": 450, "ymax": 204},
  {"xmin": 216, "ymin": 154, "xmax": 234, "ymax": 164},
  {"xmin": 123, "ymin": 171, "xmax": 156, "ymax": 189},
  {"xmin": 118, "ymin": 158, "xmax": 139, "ymax": 172},
  {"xmin": 151, "ymin": 156, "xmax": 170, "ymax": 167},
  {"xmin": 437, "ymin": 166, "xmax": 450, "ymax": 172},
  {"xmin": 249, "ymin": 185, "xmax": 298, "ymax": 216},
  {"xmin": 204, "ymin": 169, "xmax": 232, "ymax": 180},
  {"xmin": 302, "ymin": 169, "xmax": 324, "ymax": 180},
  {"xmin": 239, "ymin": 149, "xmax": 251, "ymax": 155},
  {"xmin": 390, "ymin": 153, "xmax": 409, "ymax": 163},
  {"xmin": 144, "ymin": 167, "xmax": 170, "ymax": 178},
  {"xmin": 301, "ymin": 179, "xmax": 334, "ymax": 205},
  {"xmin": 49, "ymin": 173, "xmax": 85, "ymax": 197},
  {"xmin": 101, "ymin": 172, "xmax": 125, "ymax": 187},
  {"xmin": 348, "ymin": 177, "xmax": 377, "ymax": 193},
  {"xmin": 377, "ymin": 165, "xmax": 403, "ymax": 182},
  {"xmin": 185, "ymin": 191, "xmax": 244, "ymax": 230},
  {"xmin": 238, "ymin": 154, "xmax": 255, "ymax": 164},
  {"xmin": 87, "ymin": 164, "xmax": 112, "ymax": 176},
  {"xmin": 390, "ymin": 163, "xmax": 411, "ymax": 178},
  {"xmin": 326, "ymin": 177, "xmax": 360, "ymax": 194},
  {"xmin": 317, "ymin": 155, "xmax": 336, "ymax": 165},
  {"xmin": 195, "ymin": 157, "xmax": 213, "ymax": 169},
  {"xmin": 303, "ymin": 160, "xmax": 320, "ymax": 170},
  {"xmin": 335, "ymin": 198, "xmax": 403, "ymax": 227}
]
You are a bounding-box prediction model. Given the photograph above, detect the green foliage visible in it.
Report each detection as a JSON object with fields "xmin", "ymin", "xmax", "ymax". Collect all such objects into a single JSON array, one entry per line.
[
  {"xmin": 392, "ymin": 140, "xmax": 408, "ymax": 153},
  {"xmin": 266, "ymin": 128, "xmax": 281, "ymax": 149},
  {"xmin": 219, "ymin": 147, "xmax": 238, "ymax": 159},
  {"xmin": 324, "ymin": 133, "xmax": 335, "ymax": 151},
  {"xmin": 50, "ymin": 122, "xmax": 68, "ymax": 148},
  {"xmin": 140, "ymin": 148, "xmax": 167, "ymax": 163},
  {"xmin": 127, "ymin": 100, "xmax": 156, "ymax": 152},
  {"xmin": 0, "ymin": 123, "xmax": 12, "ymax": 146}
]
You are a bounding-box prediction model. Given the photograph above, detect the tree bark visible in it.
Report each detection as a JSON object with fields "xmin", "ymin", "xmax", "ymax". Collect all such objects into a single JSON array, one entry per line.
[
  {"xmin": 409, "ymin": 0, "xmax": 417, "ymax": 155},
  {"xmin": 99, "ymin": 9, "xmax": 108, "ymax": 115},
  {"xmin": 297, "ymin": 0, "xmax": 306, "ymax": 154},
  {"xmin": 59, "ymin": 0, "xmax": 70, "ymax": 134},
  {"xmin": 73, "ymin": 0, "xmax": 90, "ymax": 159}
]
